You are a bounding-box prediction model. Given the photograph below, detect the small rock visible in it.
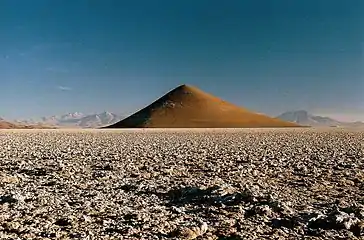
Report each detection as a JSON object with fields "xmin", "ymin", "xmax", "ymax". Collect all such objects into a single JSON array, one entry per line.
[
  {"xmin": 0, "ymin": 195, "xmax": 18, "ymax": 204},
  {"xmin": 177, "ymin": 222, "xmax": 208, "ymax": 240},
  {"xmin": 54, "ymin": 218, "xmax": 72, "ymax": 226}
]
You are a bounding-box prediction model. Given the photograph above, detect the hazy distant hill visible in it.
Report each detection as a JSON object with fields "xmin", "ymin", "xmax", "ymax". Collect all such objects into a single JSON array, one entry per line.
[
  {"xmin": 19, "ymin": 112, "xmax": 123, "ymax": 128},
  {"xmin": 277, "ymin": 110, "xmax": 364, "ymax": 127},
  {"xmin": 0, "ymin": 119, "xmax": 26, "ymax": 129},
  {"xmin": 0, "ymin": 118, "xmax": 54, "ymax": 129}
]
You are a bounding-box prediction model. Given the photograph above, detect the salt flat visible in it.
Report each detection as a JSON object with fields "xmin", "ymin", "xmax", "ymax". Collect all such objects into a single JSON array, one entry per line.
[{"xmin": 0, "ymin": 129, "xmax": 363, "ymax": 239}]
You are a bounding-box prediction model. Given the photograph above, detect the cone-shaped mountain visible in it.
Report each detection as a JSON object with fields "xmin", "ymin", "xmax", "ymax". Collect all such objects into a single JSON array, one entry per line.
[{"xmin": 104, "ymin": 84, "xmax": 300, "ymax": 128}]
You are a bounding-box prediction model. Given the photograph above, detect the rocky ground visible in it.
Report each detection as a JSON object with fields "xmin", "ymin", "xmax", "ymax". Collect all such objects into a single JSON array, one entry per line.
[{"xmin": 0, "ymin": 128, "xmax": 363, "ymax": 240}]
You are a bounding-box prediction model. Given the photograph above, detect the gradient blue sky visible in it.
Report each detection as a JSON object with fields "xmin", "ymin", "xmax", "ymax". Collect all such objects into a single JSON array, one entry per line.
[{"xmin": 0, "ymin": 0, "xmax": 363, "ymax": 121}]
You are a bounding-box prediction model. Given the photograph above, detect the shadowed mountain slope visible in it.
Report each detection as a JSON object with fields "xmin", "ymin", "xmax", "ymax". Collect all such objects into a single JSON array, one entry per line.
[{"xmin": 104, "ymin": 85, "xmax": 300, "ymax": 128}]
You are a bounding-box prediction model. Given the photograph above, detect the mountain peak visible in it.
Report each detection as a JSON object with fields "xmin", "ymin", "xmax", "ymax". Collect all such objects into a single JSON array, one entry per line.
[
  {"xmin": 102, "ymin": 111, "xmax": 114, "ymax": 116},
  {"xmin": 104, "ymin": 85, "xmax": 299, "ymax": 128},
  {"xmin": 176, "ymin": 83, "xmax": 192, "ymax": 89},
  {"xmin": 176, "ymin": 84, "xmax": 188, "ymax": 89},
  {"xmin": 170, "ymin": 84, "xmax": 204, "ymax": 95},
  {"xmin": 294, "ymin": 110, "xmax": 309, "ymax": 114}
]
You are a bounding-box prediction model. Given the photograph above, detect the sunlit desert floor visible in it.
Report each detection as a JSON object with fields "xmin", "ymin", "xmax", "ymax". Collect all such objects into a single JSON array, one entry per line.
[{"xmin": 0, "ymin": 128, "xmax": 363, "ymax": 239}]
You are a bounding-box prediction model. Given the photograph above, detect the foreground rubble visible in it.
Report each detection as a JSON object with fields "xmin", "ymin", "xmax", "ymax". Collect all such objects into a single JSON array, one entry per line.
[{"xmin": 0, "ymin": 128, "xmax": 363, "ymax": 239}]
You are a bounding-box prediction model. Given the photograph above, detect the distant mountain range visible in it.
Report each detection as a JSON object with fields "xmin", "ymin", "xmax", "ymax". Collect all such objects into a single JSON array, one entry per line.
[
  {"xmin": 276, "ymin": 110, "xmax": 364, "ymax": 127},
  {"xmin": 16, "ymin": 111, "xmax": 123, "ymax": 128},
  {"xmin": 3, "ymin": 109, "xmax": 363, "ymax": 129}
]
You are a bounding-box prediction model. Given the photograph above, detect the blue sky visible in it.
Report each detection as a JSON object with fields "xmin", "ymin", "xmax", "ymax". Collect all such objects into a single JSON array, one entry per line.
[{"xmin": 0, "ymin": 0, "xmax": 363, "ymax": 121}]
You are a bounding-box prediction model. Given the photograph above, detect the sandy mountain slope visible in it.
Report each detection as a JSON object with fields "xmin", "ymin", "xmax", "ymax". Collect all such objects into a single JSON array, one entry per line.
[{"xmin": 104, "ymin": 84, "xmax": 300, "ymax": 128}]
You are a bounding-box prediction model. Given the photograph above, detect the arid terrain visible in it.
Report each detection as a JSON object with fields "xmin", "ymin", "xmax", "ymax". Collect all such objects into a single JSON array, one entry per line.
[
  {"xmin": 0, "ymin": 128, "xmax": 363, "ymax": 239},
  {"xmin": 0, "ymin": 121, "xmax": 40, "ymax": 129},
  {"xmin": 0, "ymin": 120, "xmax": 55, "ymax": 129}
]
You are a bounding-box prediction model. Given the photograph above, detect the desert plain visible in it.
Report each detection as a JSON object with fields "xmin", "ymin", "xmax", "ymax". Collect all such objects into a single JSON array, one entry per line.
[{"xmin": 0, "ymin": 128, "xmax": 363, "ymax": 239}]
